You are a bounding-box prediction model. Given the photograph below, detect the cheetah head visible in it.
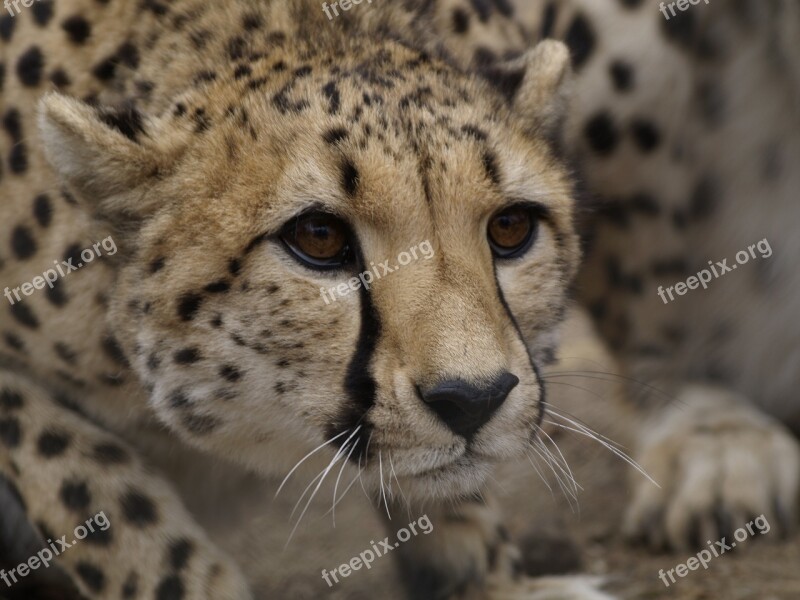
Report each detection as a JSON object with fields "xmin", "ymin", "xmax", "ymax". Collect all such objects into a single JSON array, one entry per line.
[{"xmin": 39, "ymin": 40, "xmax": 578, "ymax": 502}]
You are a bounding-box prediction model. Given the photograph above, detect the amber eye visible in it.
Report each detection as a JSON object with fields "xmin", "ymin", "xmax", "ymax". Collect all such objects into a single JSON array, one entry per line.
[
  {"xmin": 487, "ymin": 205, "xmax": 538, "ymax": 259},
  {"xmin": 280, "ymin": 211, "xmax": 353, "ymax": 269}
]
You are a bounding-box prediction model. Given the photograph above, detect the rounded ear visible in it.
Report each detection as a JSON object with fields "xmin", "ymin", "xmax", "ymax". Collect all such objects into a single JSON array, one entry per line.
[
  {"xmin": 37, "ymin": 93, "xmax": 187, "ymax": 229},
  {"xmin": 480, "ymin": 40, "xmax": 573, "ymax": 141}
]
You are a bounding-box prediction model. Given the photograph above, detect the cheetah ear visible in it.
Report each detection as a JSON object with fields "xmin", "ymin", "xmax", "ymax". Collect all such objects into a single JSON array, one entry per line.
[
  {"xmin": 38, "ymin": 93, "xmax": 186, "ymax": 227},
  {"xmin": 482, "ymin": 40, "xmax": 573, "ymax": 141}
]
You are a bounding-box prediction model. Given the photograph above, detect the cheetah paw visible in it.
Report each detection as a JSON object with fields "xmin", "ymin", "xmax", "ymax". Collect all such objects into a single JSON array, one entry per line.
[{"xmin": 624, "ymin": 385, "xmax": 800, "ymax": 551}]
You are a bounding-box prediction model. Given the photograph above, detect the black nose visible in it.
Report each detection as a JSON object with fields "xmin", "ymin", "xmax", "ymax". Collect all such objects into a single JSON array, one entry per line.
[{"xmin": 419, "ymin": 371, "xmax": 519, "ymax": 438}]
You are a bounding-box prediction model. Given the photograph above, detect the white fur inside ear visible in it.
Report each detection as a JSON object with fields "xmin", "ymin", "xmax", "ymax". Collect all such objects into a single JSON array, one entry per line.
[{"xmin": 38, "ymin": 93, "xmax": 154, "ymax": 199}]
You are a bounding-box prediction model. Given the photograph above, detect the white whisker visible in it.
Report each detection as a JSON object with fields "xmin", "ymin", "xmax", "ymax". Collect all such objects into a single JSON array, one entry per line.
[
  {"xmin": 537, "ymin": 426, "xmax": 581, "ymax": 496},
  {"xmin": 379, "ymin": 450, "xmax": 391, "ymax": 520},
  {"xmin": 275, "ymin": 429, "xmax": 350, "ymax": 498},
  {"xmin": 285, "ymin": 426, "xmax": 361, "ymax": 547},
  {"xmin": 543, "ymin": 416, "xmax": 659, "ymax": 488},
  {"xmin": 331, "ymin": 437, "xmax": 359, "ymax": 527},
  {"xmin": 529, "ymin": 440, "xmax": 578, "ymax": 511}
]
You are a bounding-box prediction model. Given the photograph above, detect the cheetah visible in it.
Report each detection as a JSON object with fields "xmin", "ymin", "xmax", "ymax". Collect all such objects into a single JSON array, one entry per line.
[{"xmin": 0, "ymin": 0, "xmax": 799, "ymax": 599}]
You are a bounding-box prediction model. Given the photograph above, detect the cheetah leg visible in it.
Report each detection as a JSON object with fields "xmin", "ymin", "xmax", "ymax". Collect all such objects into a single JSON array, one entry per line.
[
  {"xmin": 387, "ymin": 494, "xmax": 615, "ymax": 600},
  {"xmin": 0, "ymin": 370, "xmax": 251, "ymax": 599}
]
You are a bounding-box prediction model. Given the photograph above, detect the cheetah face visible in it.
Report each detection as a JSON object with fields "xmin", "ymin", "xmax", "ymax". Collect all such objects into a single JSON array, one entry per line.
[{"xmin": 39, "ymin": 41, "xmax": 578, "ymax": 501}]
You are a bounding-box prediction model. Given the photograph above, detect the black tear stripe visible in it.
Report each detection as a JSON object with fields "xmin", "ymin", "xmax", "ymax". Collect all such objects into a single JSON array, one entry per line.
[
  {"xmin": 492, "ymin": 268, "xmax": 546, "ymax": 432},
  {"xmin": 328, "ymin": 248, "xmax": 381, "ymax": 462}
]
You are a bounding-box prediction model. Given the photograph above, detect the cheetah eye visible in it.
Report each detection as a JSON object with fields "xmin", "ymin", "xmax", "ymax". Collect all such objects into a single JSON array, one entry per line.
[
  {"xmin": 279, "ymin": 211, "xmax": 354, "ymax": 270},
  {"xmin": 487, "ymin": 205, "xmax": 539, "ymax": 259}
]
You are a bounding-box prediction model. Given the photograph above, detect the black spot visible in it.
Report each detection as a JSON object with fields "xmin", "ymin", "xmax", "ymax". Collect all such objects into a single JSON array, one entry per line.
[
  {"xmin": 10, "ymin": 302, "xmax": 39, "ymax": 329},
  {"xmin": 37, "ymin": 430, "xmax": 71, "ymax": 457},
  {"xmin": 322, "ymin": 81, "xmax": 340, "ymax": 114},
  {"xmin": 177, "ymin": 293, "xmax": 203, "ymax": 321},
  {"xmin": 203, "ymin": 280, "xmax": 230, "ymax": 294},
  {"xmin": 227, "ymin": 36, "xmax": 246, "ymax": 60},
  {"xmin": 50, "ymin": 68, "xmax": 71, "ymax": 88},
  {"xmin": 149, "ymin": 257, "xmax": 166, "ymax": 273},
  {"xmin": 630, "ymin": 119, "xmax": 661, "ymax": 152},
  {"xmin": 60, "ymin": 480, "xmax": 91, "ymax": 511},
  {"xmin": 93, "ymin": 442, "xmax": 129, "ymax": 464},
  {"xmin": 75, "ymin": 562, "xmax": 106, "ymax": 593},
  {"xmin": 99, "ymin": 104, "xmax": 146, "ymax": 142},
  {"xmin": 61, "ymin": 15, "xmax": 92, "ymax": 44},
  {"xmin": 45, "ymin": 282, "xmax": 68, "ymax": 307},
  {"xmin": 220, "ymin": 365, "xmax": 242, "ymax": 382},
  {"xmin": 0, "ymin": 417, "xmax": 22, "ymax": 448},
  {"xmin": 0, "ymin": 14, "xmax": 15, "ymax": 42},
  {"xmin": 193, "ymin": 107, "xmax": 210, "ymax": 133},
  {"xmin": 169, "ymin": 390, "xmax": 190, "ymax": 409},
  {"xmin": 16, "ymin": 46, "xmax": 44, "ymax": 87},
  {"xmin": 135, "ymin": 79, "xmax": 155, "ymax": 96},
  {"xmin": 189, "ymin": 30, "xmax": 211, "ymax": 50},
  {"xmin": 609, "ymin": 60, "xmax": 634, "ymax": 92},
  {"xmin": 122, "ymin": 572, "xmax": 138, "ymax": 599},
  {"xmin": 120, "ymin": 490, "xmax": 158, "ymax": 527},
  {"xmin": 92, "ymin": 56, "xmax": 117, "ymax": 81},
  {"xmin": 689, "ymin": 177, "xmax": 718, "ymax": 220},
  {"xmin": 102, "ymin": 335, "xmax": 128, "ymax": 366},
  {"xmin": 324, "ymin": 127, "xmax": 348, "ymax": 145},
  {"xmin": 482, "ymin": 151, "xmax": 501, "ymax": 185},
  {"xmin": 491, "ymin": 0, "xmax": 514, "ymax": 17},
  {"xmin": 630, "ymin": 192, "xmax": 661, "ymax": 216},
  {"xmin": 31, "ymin": 0, "xmax": 54, "ymax": 27},
  {"xmin": 661, "ymin": 8, "xmax": 696, "ymax": 49},
  {"xmin": 3, "ymin": 108, "xmax": 22, "ymax": 140},
  {"xmin": 174, "ymin": 347, "xmax": 201, "ymax": 364},
  {"xmin": 233, "ymin": 64, "xmax": 251, "ymax": 79},
  {"xmin": 540, "ymin": 2, "xmax": 557, "ymax": 39},
  {"xmin": 169, "ymin": 539, "xmax": 194, "ymax": 571},
  {"xmin": 156, "ymin": 575, "xmax": 184, "ymax": 600},
  {"xmin": 469, "ymin": 0, "xmax": 492, "ymax": 22},
  {"xmin": 182, "ymin": 413, "xmax": 219, "ymax": 435},
  {"xmin": 33, "ymin": 194, "xmax": 53, "ymax": 227},
  {"xmin": 597, "ymin": 198, "xmax": 630, "ymax": 228},
  {"xmin": 3, "ymin": 331, "xmax": 25, "ymax": 353},
  {"xmin": 452, "ymin": 8, "xmax": 470, "ymax": 34},
  {"xmin": 474, "ymin": 47, "xmax": 497, "ymax": 67},
  {"xmin": 341, "ymin": 159, "xmax": 359, "ymax": 196},
  {"xmin": 142, "ymin": 0, "xmax": 169, "ymax": 16},
  {"xmin": 54, "ymin": 341, "xmax": 78, "ymax": 364},
  {"xmin": 9, "ymin": 142, "xmax": 27, "ymax": 174},
  {"xmin": 0, "ymin": 388, "xmax": 23, "ymax": 410},
  {"xmin": 479, "ymin": 66, "xmax": 525, "ymax": 102},
  {"xmin": 564, "ymin": 14, "xmax": 595, "ymax": 70},
  {"xmin": 84, "ymin": 524, "xmax": 112, "ymax": 546},
  {"xmin": 242, "ymin": 13, "xmax": 262, "ymax": 30},
  {"xmin": 0, "ymin": 62, "xmax": 5, "ymax": 92},
  {"xmin": 584, "ymin": 112, "xmax": 619, "ymax": 156},
  {"xmin": 461, "ymin": 124, "xmax": 487, "ymax": 141}
]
